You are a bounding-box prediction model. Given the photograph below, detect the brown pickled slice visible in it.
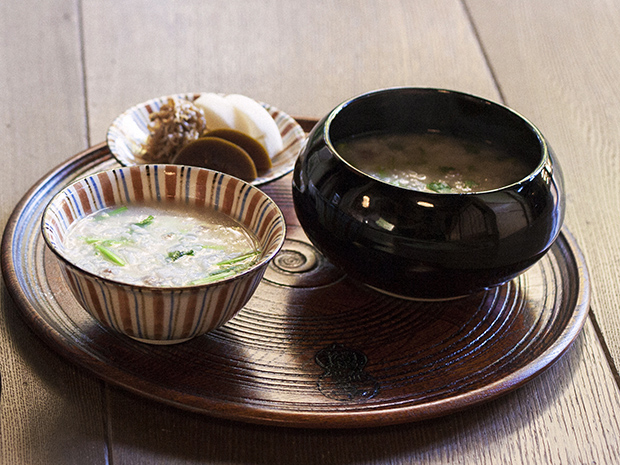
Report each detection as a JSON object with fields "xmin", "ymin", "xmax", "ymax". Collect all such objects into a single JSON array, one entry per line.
[
  {"xmin": 172, "ymin": 137, "xmax": 258, "ymax": 182},
  {"xmin": 204, "ymin": 128, "xmax": 272, "ymax": 174}
]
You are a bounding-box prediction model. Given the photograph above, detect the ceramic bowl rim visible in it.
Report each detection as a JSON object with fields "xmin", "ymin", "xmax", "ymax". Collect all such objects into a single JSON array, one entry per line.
[{"xmin": 41, "ymin": 165, "xmax": 287, "ymax": 292}]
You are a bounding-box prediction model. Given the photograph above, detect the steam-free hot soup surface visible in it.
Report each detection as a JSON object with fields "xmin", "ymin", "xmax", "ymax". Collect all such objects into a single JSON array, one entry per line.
[
  {"xmin": 335, "ymin": 131, "xmax": 534, "ymax": 193},
  {"xmin": 62, "ymin": 203, "xmax": 260, "ymax": 287}
]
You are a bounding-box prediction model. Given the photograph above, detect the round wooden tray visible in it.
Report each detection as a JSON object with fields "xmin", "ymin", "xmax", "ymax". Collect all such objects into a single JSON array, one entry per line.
[{"xmin": 1, "ymin": 137, "xmax": 590, "ymax": 429}]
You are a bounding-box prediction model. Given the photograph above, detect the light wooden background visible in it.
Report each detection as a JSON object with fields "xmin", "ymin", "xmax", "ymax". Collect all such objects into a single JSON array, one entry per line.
[{"xmin": 1, "ymin": 0, "xmax": 620, "ymax": 463}]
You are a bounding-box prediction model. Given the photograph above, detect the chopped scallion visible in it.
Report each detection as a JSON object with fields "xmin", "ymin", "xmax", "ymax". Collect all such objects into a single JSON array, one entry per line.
[
  {"xmin": 168, "ymin": 250, "xmax": 195, "ymax": 261},
  {"xmin": 427, "ymin": 181, "xmax": 452, "ymax": 193},
  {"xmin": 189, "ymin": 269, "xmax": 238, "ymax": 285},
  {"xmin": 95, "ymin": 205, "xmax": 128, "ymax": 221},
  {"xmin": 94, "ymin": 244, "xmax": 125, "ymax": 266},
  {"xmin": 134, "ymin": 215, "xmax": 155, "ymax": 227},
  {"xmin": 216, "ymin": 251, "xmax": 259, "ymax": 267}
]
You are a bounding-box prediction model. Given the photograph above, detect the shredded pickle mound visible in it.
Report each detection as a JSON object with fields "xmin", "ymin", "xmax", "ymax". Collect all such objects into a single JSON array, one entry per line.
[{"xmin": 141, "ymin": 98, "xmax": 207, "ymax": 162}]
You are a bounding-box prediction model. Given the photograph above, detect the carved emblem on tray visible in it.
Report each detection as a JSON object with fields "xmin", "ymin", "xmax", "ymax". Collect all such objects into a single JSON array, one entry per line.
[{"xmin": 315, "ymin": 343, "xmax": 380, "ymax": 401}]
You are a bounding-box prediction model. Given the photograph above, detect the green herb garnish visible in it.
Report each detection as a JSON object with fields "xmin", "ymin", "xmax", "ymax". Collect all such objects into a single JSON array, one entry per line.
[
  {"xmin": 95, "ymin": 205, "xmax": 128, "ymax": 220},
  {"xmin": 188, "ymin": 251, "xmax": 261, "ymax": 285},
  {"xmin": 216, "ymin": 251, "xmax": 259, "ymax": 267},
  {"xmin": 189, "ymin": 269, "xmax": 239, "ymax": 286},
  {"xmin": 83, "ymin": 237, "xmax": 128, "ymax": 247},
  {"xmin": 94, "ymin": 243, "xmax": 125, "ymax": 266},
  {"xmin": 168, "ymin": 250, "xmax": 195, "ymax": 261},
  {"xmin": 427, "ymin": 181, "xmax": 453, "ymax": 193},
  {"xmin": 109, "ymin": 206, "xmax": 128, "ymax": 215},
  {"xmin": 134, "ymin": 215, "xmax": 154, "ymax": 227}
]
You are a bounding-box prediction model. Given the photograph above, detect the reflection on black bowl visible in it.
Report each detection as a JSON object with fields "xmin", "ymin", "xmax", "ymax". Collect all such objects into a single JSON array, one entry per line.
[{"xmin": 292, "ymin": 87, "xmax": 565, "ymax": 300}]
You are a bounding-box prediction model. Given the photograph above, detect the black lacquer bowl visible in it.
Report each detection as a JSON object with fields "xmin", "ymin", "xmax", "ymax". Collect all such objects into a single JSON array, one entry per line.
[{"xmin": 292, "ymin": 88, "xmax": 565, "ymax": 300}]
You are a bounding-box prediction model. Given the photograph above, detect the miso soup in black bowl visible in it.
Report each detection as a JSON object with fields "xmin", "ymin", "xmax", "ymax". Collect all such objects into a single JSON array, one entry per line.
[{"xmin": 292, "ymin": 87, "xmax": 565, "ymax": 300}]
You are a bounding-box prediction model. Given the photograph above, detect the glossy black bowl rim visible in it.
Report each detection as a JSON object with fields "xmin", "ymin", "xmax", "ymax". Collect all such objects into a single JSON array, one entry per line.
[{"xmin": 322, "ymin": 87, "xmax": 550, "ymax": 196}]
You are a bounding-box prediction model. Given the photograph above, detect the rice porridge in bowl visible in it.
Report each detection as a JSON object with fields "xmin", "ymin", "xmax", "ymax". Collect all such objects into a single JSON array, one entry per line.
[
  {"xmin": 335, "ymin": 131, "xmax": 533, "ymax": 194},
  {"xmin": 62, "ymin": 203, "xmax": 261, "ymax": 288}
]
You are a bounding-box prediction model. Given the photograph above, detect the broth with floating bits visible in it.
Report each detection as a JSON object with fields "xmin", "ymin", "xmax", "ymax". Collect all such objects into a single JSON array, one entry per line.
[
  {"xmin": 63, "ymin": 204, "xmax": 260, "ymax": 287},
  {"xmin": 335, "ymin": 132, "xmax": 534, "ymax": 193}
]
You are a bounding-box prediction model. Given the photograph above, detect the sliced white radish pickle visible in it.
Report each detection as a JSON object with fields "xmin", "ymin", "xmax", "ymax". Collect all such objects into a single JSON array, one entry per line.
[
  {"xmin": 225, "ymin": 94, "xmax": 284, "ymax": 158},
  {"xmin": 193, "ymin": 93, "xmax": 236, "ymax": 131}
]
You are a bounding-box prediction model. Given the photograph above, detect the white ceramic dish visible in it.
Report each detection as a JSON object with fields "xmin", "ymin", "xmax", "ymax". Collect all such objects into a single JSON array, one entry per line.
[{"xmin": 107, "ymin": 93, "xmax": 307, "ymax": 185}]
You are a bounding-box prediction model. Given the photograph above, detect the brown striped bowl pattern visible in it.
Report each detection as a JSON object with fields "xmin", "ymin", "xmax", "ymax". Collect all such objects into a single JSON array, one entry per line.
[
  {"xmin": 106, "ymin": 92, "xmax": 307, "ymax": 186},
  {"xmin": 41, "ymin": 165, "xmax": 286, "ymax": 344}
]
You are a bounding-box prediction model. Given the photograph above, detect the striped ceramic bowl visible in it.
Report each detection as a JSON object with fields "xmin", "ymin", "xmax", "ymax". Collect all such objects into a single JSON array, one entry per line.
[{"xmin": 41, "ymin": 164, "xmax": 286, "ymax": 344}]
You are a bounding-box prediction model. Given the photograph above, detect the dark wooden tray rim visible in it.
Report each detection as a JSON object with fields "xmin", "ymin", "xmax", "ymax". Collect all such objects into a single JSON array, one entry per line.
[{"xmin": 1, "ymin": 123, "xmax": 590, "ymax": 428}]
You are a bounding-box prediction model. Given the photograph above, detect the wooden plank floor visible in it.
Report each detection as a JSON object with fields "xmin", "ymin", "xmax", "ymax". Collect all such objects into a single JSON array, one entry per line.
[
  {"xmin": 0, "ymin": 1, "xmax": 106, "ymax": 464},
  {"xmin": 467, "ymin": 0, "xmax": 620, "ymax": 366},
  {"xmin": 1, "ymin": 0, "xmax": 619, "ymax": 463}
]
